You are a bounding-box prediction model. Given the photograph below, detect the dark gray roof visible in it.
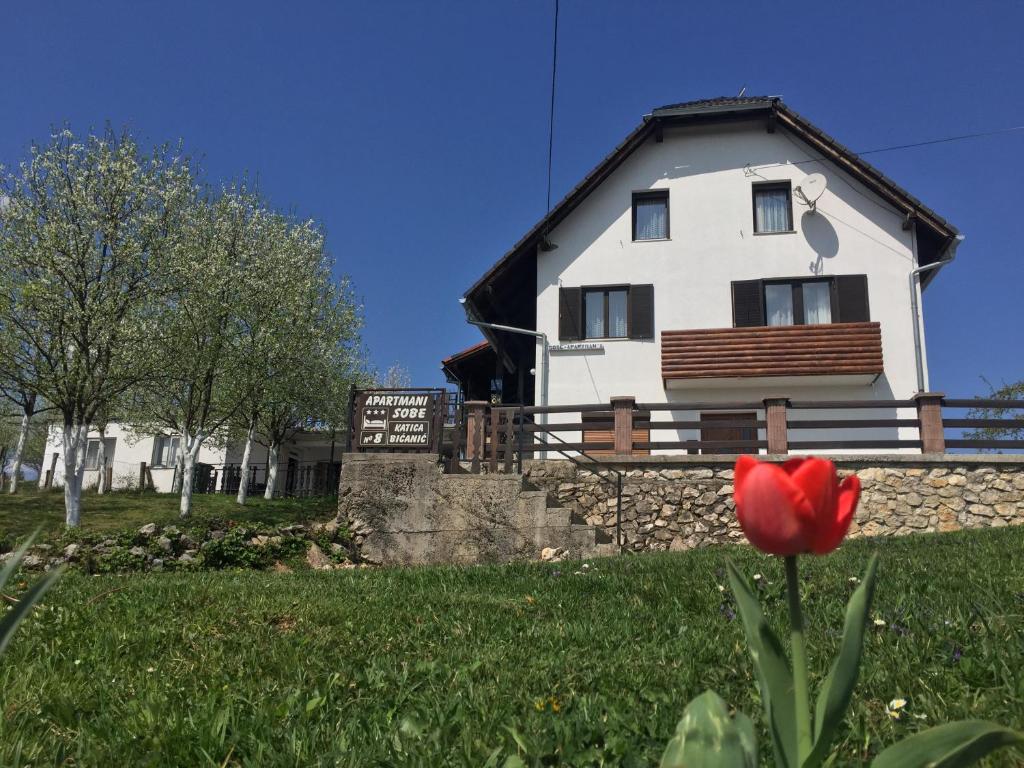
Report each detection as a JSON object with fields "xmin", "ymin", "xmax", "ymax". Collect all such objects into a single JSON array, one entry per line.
[{"xmin": 650, "ymin": 95, "xmax": 781, "ymax": 113}]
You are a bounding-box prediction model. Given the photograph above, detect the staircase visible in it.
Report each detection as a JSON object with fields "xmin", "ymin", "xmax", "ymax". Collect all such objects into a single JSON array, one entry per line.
[
  {"xmin": 341, "ymin": 452, "xmax": 616, "ymax": 566},
  {"xmin": 517, "ymin": 487, "xmax": 618, "ymax": 559}
]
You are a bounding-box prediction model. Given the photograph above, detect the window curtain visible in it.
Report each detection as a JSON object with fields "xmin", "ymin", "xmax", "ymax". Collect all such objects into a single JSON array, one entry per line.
[
  {"xmin": 802, "ymin": 282, "xmax": 832, "ymax": 324},
  {"xmin": 635, "ymin": 197, "xmax": 667, "ymax": 240},
  {"xmin": 585, "ymin": 292, "xmax": 604, "ymax": 338},
  {"xmin": 608, "ymin": 290, "xmax": 628, "ymax": 337},
  {"xmin": 765, "ymin": 284, "xmax": 794, "ymax": 326},
  {"xmin": 755, "ymin": 189, "xmax": 790, "ymax": 232}
]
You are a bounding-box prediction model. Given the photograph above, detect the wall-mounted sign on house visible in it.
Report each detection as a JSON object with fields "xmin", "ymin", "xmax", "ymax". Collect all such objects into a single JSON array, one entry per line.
[{"xmin": 353, "ymin": 390, "xmax": 444, "ymax": 451}]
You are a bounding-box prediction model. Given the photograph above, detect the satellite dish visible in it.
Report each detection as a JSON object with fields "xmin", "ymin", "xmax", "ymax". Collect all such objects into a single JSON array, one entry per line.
[{"xmin": 794, "ymin": 173, "xmax": 827, "ymax": 213}]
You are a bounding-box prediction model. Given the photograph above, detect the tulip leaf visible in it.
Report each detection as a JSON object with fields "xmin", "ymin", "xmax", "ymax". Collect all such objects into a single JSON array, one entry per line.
[
  {"xmin": 0, "ymin": 531, "xmax": 62, "ymax": 658},
  {"xmin": 660, "ymin": 689, "xmax": 758, "ymax": 768},
  {"xmin": 870, "ymin": 720, "xmax": 1024, "ymax": 768},
  {"xmin": 804, "ymin": 553, "xmax": 879, "ymax": 768},
  {"xmin": 727, "ymin": 559, "xmax": 797, "ymax": 768}
]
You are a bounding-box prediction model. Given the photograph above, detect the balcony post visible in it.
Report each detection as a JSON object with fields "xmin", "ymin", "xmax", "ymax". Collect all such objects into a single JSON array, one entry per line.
[
  {"xmin": 914, "ymin": 392, "xmax": 945, "ymax": 454},
  {"xmin": 611, "ymin": 396, "xmax": 635, "ymax": 456},
  {"xmin": 465, "ymin": 401, "xmax": 488, "ymax": 471},
  {"xmin": 763, "ymin": 398, "xmax": 789, "ymax": 455}
]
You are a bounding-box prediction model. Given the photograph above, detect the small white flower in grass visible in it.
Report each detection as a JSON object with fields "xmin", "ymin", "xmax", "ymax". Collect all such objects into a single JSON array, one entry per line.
[
  {"xmin": 717, "ymin": 584, "xmax": 725, "ymax": 593},
  {"xmin": 146, "ymin": 667, "xmax": 155, "ymax": 673},
  {"xmin": 753, "ymin": 573, "xmax": 763, "ymax": 581},
  {"xmin": 886, "ymin": 698, "xmax": 907, "ymax": 719},
  {"xmin": 74, "ymin": 659, "xmax": 82, "ymax": 666},
  {"xmin": 848, "ymin": 576, "xmax": 860, "ymax": 585},
  {"xmin": 873, "ymin": 618, "xmax": 887, "ymax": 628}
]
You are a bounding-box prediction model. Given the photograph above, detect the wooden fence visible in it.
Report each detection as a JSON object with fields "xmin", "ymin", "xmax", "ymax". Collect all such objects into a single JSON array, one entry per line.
[{"xmin": 444, "ymin": 394, "xmax": 1024, "ymax": 474}]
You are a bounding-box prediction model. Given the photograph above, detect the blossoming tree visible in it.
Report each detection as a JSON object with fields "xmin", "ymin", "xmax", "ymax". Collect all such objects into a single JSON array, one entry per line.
[{"xmin": 0, "ymin": 128, "xmax": 193, "ymax": 525}]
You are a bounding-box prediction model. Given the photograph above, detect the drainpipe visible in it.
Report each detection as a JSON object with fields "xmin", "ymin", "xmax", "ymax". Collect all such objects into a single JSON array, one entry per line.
[
  {"xmin": 458, "ymin": 299, "xmax": 549, "ymax": 410},
  {"xmin": 459, "ymin": 298, "xmax": 550, "ymax": 459},
  {"xmin": 909, "ymin": 233, "xmax": 964, "ymax": 392}
]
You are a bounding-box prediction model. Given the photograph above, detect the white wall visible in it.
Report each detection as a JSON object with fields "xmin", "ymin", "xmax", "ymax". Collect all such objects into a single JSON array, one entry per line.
[
  {"xmin": 534, "ymin": 119, "xmax": 932, "ymax": 451},
  {"xmin": 41, "ymin": 423, "xmax": 227, "ymax": 493},
  {"xmin": 42, "ymin": 423, "xmax": 346, "ymax": 493}
]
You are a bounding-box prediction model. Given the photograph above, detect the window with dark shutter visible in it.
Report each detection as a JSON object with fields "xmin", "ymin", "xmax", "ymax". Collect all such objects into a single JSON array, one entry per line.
[
  {"xmin": 558, "ymin": 287, "xmax": 583, "ymax": 341},
  {"xmin": 732, "ymin": 276, "xmax": 870, "ymax": 328},
  {"xmin": 732, "ymin": 280, "xmax": 765, "ymax": 327},
  {"xmin": 629, "ymin": 284, "xmax": 655, "ymax": 339},
  {"xmin": 834, "ymin": 274, "xmax": 870, "ymax": 322}
]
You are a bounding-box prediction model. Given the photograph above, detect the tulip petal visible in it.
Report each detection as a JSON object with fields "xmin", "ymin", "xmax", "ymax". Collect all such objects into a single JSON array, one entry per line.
[
  {"xmin": 790, "ymin": 457, "xmax": 838, "ymax": 525},
  {"xmin": 780, "ymin": 457, "xmax": 807, "ymax": 475},
  {"xmin": 811, "ymin": 474, "xmax": 860, "ymax": 555},
  {"xmin": 733, "ymin": 455, "xmax": 760, "ymax": 507},
  {"xmin": 735, "ymin": 461, "xmax": 815, "ymax": 556}
]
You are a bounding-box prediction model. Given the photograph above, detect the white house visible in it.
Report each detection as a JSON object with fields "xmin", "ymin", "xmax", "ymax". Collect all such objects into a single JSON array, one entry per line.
[
  {"xmin": 443, "ymin": 96, "xmax": 961, "ymax": 454},
  {"xmin": 41, "ymin": 422, "xmax": 345, "ymax": 496}
]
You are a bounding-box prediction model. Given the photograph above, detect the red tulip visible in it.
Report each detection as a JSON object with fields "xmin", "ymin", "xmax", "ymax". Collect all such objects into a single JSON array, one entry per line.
[{"xmin": 733, "ymin": 456, "xmax": 860, "ymax": 556}]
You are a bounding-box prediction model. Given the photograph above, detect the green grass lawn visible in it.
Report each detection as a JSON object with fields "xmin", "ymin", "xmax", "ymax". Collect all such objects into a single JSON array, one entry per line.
[
  {"xmin": 1, "ymin": 527, "xmax": 1022, "ymax": 766},
  {"xmin": 0, "ymin": 489, "xmax": 337, "ymax": 542}
]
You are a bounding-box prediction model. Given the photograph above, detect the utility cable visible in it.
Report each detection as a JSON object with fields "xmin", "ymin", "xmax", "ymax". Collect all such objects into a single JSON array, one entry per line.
[{"xmin": 545, "ymin": 0, "xmax": 560, "ymax": 213}]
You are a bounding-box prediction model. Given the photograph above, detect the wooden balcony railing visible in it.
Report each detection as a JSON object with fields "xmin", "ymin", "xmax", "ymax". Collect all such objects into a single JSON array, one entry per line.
[
  {"xmin": 661, "ymin": 322, "xmax": 883, "ymax": 381},
  {"xmin": 445, "ymin": 394, "xmax": 1024, "ymax": 474}
]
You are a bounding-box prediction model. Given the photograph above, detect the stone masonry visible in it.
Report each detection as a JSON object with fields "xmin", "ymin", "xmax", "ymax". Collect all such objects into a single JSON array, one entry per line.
[
  {"xmin": 337, "ymin": 453, "xmax": 613, "ymax": 565},
  {"xmin": 523, "ymin": 455, "xmax": 1024, "ymax": 553}
]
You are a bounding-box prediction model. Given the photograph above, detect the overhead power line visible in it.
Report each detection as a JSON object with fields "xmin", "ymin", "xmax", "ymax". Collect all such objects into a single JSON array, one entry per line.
[
  {"xmin": 752, "ymin": 124, "xmax": 1024, "ymax": 171},
  {"xmin": 545, "ymin": 0, "xmax": 559, "ymax": 213}
]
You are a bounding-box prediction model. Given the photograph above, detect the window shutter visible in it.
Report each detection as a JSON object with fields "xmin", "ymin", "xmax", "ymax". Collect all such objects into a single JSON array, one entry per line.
[
  {"xmin": 835, "ymin": 275, "xmax": 870, "ymax": 322},
  {"xmin": 628, "ymin": 284, "xmax": 655, "ymax": 339},
  {"xmin": 558, "ymin": 287, "xmax": 582, "ymax": 341},
  {"xmin": 732, "ymin": 280, "xmax": 765, "ymax": 327}
]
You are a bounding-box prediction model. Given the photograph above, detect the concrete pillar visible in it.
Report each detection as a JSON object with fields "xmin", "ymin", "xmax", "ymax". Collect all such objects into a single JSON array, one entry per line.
[
  {"xmin": 764, "ymin": 398, "xmax": 789, "ymax": 455},
  {"xmin": 611, "ymin": 396, "xmax": 636, "ymax": 456},
  {"xmin": 914, "ymin": 392, "xmax": 946, "ymax": 454}
]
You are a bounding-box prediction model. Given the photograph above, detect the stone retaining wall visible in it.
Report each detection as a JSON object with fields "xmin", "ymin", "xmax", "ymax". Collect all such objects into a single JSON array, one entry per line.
[{"xmin": 522, "ymin": 455, "xmax": 1024, "ymax": 552}]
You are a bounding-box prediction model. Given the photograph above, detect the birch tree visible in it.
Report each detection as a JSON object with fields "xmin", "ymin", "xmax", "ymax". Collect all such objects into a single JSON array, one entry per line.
[{"xmin": 0, "ymin": 128, "xmax": 192, "ymax": 525}]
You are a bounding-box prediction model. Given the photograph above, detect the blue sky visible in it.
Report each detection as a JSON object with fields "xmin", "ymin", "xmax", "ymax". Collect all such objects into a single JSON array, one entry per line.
[{"xmin": 4, "ymin": 1, "xmax": 1022, "ymax": 397}]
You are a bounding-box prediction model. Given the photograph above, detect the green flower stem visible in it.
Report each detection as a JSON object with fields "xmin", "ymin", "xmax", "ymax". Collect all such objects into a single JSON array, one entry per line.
[{"xmin": 785, "ymin": 555, "xmax": 812, "ymax": 765}]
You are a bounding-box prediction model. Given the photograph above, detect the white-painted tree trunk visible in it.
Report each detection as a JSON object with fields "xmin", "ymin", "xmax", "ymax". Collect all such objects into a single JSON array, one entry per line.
[
  {"xmin": 263, "ymin": 441, "xmax": 279, "ymax": 499},
  {"xmin": 179, "ymin": 433, "xmax": 206, "ymax": 519},
  {"xmin": 171, "ymin": 446, "xmax": 185, "ymax": 494},
  {"xmin": 95, "ymin": 425, "xmax": 107, "ymax": 495},
  {"xmin": 236, "ymin": 421, "xmax": 255, "ymax": 505},
  {"xmin": 62, "ymin": 422, "xmax": 88, "ymax": 527},
  {"xmin": 8, "ymin": 410, "xmax": 31, "ymax": 494}
]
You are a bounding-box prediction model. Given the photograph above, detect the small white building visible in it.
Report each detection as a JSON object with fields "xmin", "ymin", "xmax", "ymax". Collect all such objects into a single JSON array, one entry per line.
[
  {"xmin": 41, "ymin": 422, "xmax": 346, "ymax": 496},
  {"xmin": 443, "ymin": 96, "xmax": 962, "ymax": 454}
]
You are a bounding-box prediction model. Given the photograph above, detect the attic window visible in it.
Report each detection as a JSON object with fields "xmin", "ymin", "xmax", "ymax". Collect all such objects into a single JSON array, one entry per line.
[
  {"xmin": 632, "ymin": 191, "xmax": 669, "ymax": 241},
  {"xmin": 752, "ymin": 182, "xmax": 793, "ymax": 233}
]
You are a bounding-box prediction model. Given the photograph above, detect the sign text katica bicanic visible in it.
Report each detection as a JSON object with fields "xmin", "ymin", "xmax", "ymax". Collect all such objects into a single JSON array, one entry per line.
[{"xmin": 356, "ymin": 391, "xmax": 435, "ymax": 450}]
